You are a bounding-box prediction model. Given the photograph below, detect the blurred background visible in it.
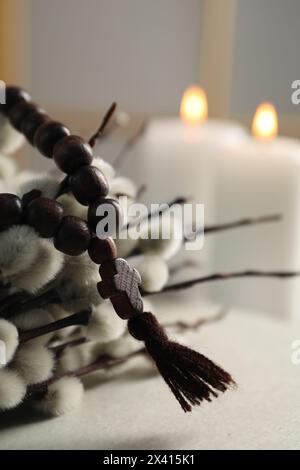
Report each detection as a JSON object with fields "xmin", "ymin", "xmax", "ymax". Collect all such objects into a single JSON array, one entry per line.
[
  {"xmin": 1, "ymin": 0, "xmax": 300, "ymax": 318},
  {"xmin": 2, "ymin": 0, "xmax": 300, "ymax": 129}
]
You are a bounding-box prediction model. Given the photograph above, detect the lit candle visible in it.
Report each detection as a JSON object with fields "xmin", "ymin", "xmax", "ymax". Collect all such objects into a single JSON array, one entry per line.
[
  {"xmin": 126, "ymin": 86, "xmax": 247, "ymax": 281},
  {"xmin": 214, "ymin": 103, "xmax": 300, "ymax": 318}
]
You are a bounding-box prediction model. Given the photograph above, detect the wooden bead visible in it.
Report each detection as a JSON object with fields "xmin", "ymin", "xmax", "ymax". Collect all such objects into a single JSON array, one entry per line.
[
  {"xmin": 53, "ymin": 135, "xmax": 93, "ymax": 174},
  {"xmin": 88, "ymin": 236, "xmax": 117, "ymax": 264},
  {"xmin": 34, "ymin": 121, "xmax": 71, "ymax": 158},
  {"xmin": 21, "ymin": 110, "xmax": 50, "ymax": 144},
  {"xmin": 88, "ymin": 197, "xmax": 121, "ymax": 235},
  {"xmin": 70, "ymin": 165, "xmax": 108, "ymax": 205},
  {"xmin": 54, "ymin": 215, "xmax": 91, "ymax": 256},
  {"xmin": 0, "ymin": 194, "xmax": 23, "ymax": 231},
  {"xmin": 24, "ymin": 197, "xmax": 64, "ymax": 238},
  {"xmin": 8, "ymin": 101, "xmax": 41, "ymax": 131},
  {"xmin": 0, "ymin": 86, "xmax": 31, "ymax": 115}
]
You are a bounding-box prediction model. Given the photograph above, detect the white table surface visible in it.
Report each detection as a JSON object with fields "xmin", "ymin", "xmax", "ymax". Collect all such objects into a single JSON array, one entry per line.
[{"xmin": 1, "ymin": 291, "xmax": 300, "ymax": 450}]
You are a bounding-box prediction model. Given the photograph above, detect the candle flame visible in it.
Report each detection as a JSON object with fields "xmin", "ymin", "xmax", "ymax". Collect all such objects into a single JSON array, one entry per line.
[
  {"xmin": 252, "ymin": 102, "xmax": 278, "ymax": 140},
  {"xmin": 180, "ymin": 86, "xmax": 208, "ymax": 125}
]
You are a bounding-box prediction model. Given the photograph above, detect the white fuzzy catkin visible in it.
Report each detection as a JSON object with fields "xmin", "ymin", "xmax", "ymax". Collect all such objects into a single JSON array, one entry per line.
[
  {"xmin": 47, "ymin": 304, "xmax": 80, "ymax": 339},
  {"xmin": 138, "ymin": 215, "xmax": 183, "ymax": 260},
  {"xmin": 137, "ymin": 255, "xmax": 169, "ymax": 292},
  {"xmin": 12, "ymin": 343, "xmax": 54, "ymax": 385},
  {"xmin": 115, "ymin": 111, "xmax": 130, "ymax": 128},
  {"xmin": 12, "ymin": 308, "xmax": 53, "ymax": 331},
  {"xmin": 56, "ymin": 342, "xmax": 93, "ymax": 375},
  {"xmin": 0, "ymin": 320, "xmax": 19, "ymax": 366},
  {"xmin": 12, "ymin": 308, "xmax": 55, "ymax": 346},
  {"xmin": 0, "ymin": 154, "xmax": 18, "ymax": 182},
  {"xmin": 0, "ymin": 114, "xmax": 25, "ymax": 154},
  {"xmin": 57, "ymin": 193, "xmax": 88, "ymax": 220},
  {"xmin": 32, "ymin": 377, "xmax": 84, "ymax": 416},
  {"xmin": 0, "ymin": 369, "xmax": 26, "ymax": 410},
  {"xmin": 57, "ymin": 279, "xmax": 100, "ymax": 312},
  {"xmin": 16, "ymin": 172, "xmax": 61, "ymax": 199},
  {"xmin": 11, "ymin": 239, "xmax": 64, "ymax": 293},
  {"xmin": 115, "ymin": 237, "xmax": 139, "ymax": 258},
  {"xmin": 93, "ymin": 330, "xmax": 141, "ymax": 359},
  {"xmin": 90, "ymin": 331, "xmax": 154, "ymax": 379},
  {"xmin": 92, "ymin": 157, "xmax": 115, "ymax": 180},
  {"xmin": 85, "ymin": 302, "xmax": 127, "ymax": 342},
  {"xmin": 110, "ymin": 177, "xmax": 137, "ymax": 220},
  {"xmin": 61, "ymin": 252, "xmax": 99, "ymax": 286},
  {"xmin": 109, "ymin": 176, "xmax": 137, "ymax": 200},
  {"xmin": 56, "ymin": 254, "xmax": 100, "ymax": 310},
  {"xmin": 0, "ymin": 225, "xmax": 40, "ymax": 278}
]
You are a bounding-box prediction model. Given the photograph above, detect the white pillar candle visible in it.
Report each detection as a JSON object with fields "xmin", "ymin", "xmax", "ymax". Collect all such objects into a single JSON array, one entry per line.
[
  {"xmin": 213, "ymin": 103, "xmax": 300, "ymax": 319},
  {"xmin": 124, "ymin": 87, "xmax": 247, "ymax": 285}
]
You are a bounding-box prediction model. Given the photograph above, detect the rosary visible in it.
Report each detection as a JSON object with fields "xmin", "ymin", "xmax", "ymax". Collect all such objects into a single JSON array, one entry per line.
[{"xmin": 0, "ymin": 86, "xmax": 235, "ymax": 414}]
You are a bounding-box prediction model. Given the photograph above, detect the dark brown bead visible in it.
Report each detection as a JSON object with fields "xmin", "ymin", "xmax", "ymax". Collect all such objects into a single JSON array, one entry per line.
[
  {"xmin": 24, "ymin": 197, "xmax": 64, "ymax": 238},
  {"xmin": 87, "ymin": 197, "xmax": 121, "ymax": 235},
  {"xmin": 54, "ymin": 215, "xmax": 91, "ymax": 256},
  {"xmin": 0, "ymin": 86, "xmax": 31, "ymax": 115},
  {"xmin": 70, "ymin": 165, "xmax": 108, "ymax": 205},
  {"xmin": 53, "ymin": 135, "xmax": 93, "ymax": 174},
  {"xmin": 0, "ymin": 194, "xmax": 23, "ymax": 231},
  {"xmin": 21, "ymin": 110, "xmax": 50, "ymax": 144},
  {"xmin": 34, "ymin": 121, "xmax": 71, "ymax": 158},
  {"xmin": 21, "ymin": 189, "xmax": 42, "ymax": 207},
  {"xmin": 99, "ymin": 259, "xmax": 118, "ymax": 279},
  {"xmin": 8, "ymin": 101, "xmax": 41, "ymax": 131},
  {"xmin": 88, "ymin": 236, "xmax": 117, "ymax": 264}
]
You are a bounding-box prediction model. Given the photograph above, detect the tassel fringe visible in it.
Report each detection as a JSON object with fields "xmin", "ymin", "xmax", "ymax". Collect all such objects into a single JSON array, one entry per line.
[{"xmin": 128, "ymin": 312, "xmax": 235, "ymax": 412}]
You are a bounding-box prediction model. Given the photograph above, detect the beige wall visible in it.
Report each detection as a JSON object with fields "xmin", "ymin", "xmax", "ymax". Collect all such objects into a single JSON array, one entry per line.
[
  {"xmin": 1, "ymin": 0, "xmax": 300, "ymax": 137},
  {"xmin": 0, "ymin": 0, "xmax": 29, "ymax": 85}
]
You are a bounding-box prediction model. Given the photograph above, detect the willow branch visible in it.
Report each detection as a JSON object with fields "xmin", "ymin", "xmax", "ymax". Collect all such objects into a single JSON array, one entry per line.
[
  {"xmin": 0, "ymin": 288, "xmax": 59, "ymax": 319},
  {"xmin": 88, "ymin": 102, "xmax": 117, "ymax": 148},
  {"xmin": 26, "ymin": 349, "xmax": 145, "ymax": 398},
  {"xmin": 185, "ymin": 214, "xmax": 281, "ymax": 241},
  {"xmin": 19, "ymin": 310, "xmax": 91, "ymax": 343},
  {"xmin": 125, "ymin": 196, "xmax": 187, "ymax": 232},
  {"xmin": 127, "ymin": 213, "xmax": 282, "ymax": 258},
  {"xmin": 143, "ymin": 270, "xmax": 300, "ymax": 295}
]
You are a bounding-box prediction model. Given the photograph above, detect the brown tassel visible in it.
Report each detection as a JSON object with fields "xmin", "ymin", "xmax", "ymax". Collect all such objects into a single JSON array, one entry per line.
[{"xmin": 128, "ymin": 312, "xmax": 235, "ymax": 412}]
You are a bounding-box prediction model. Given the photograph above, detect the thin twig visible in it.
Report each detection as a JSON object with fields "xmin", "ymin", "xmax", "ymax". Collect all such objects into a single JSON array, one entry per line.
[
  {"xmin": 143, "ymin": 270, "xmax": 300, "ymax": 296},
  {"xmin": 88, "ymin": 102, "xmax": 117, "ymax": 148},
  {"xmin": 185, "ymin": 214, "xmax": 282, "ymax": 242},
  {"xmin": 169, "ymin": 259, "xmax": 202, "ymax": 277},
  {"xmin": 0, "ymin": 288, "xmax": 59, "ymax": 319},
  {"xmin": 19, "ymin": 310, "xmax": 92, "ymax": 343},
  {"xmin": 125, "ymin": 196, "xmax": 187, "ymax": 232},
  {"xmin": 50, "ymin": 336, "xmax": 90, "ymax": 356},
  {"xmin": 164, "ymin": 308, "xmax": 228, "ymax": 332}
]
